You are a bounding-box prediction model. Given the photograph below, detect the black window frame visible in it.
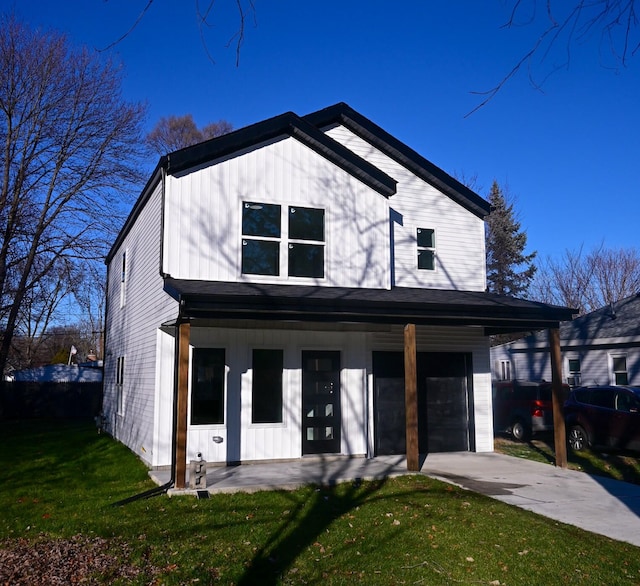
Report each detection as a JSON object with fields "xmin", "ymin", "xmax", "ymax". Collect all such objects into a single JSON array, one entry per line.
[
  {"xmin": 191, "ymin": 348, "xmax": 226, "ymax": 425},
  {"xmin": 241, "ymin": 202, "xmax": 282, "ymax": 276},
  {"xmin": 251, "ymin": 349, "xmax": 284, "ymax": 424},
  {"xmin": 417, "ymin": 227, "xmax": 436, "ymax": 271}
]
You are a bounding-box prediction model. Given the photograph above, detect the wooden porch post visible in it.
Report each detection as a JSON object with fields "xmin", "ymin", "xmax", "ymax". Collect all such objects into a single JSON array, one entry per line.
[
  {"xmin": 175, "ymin": 320, "xmax": 191, "ymax": 489},
  {"xmin": 549, "ymin": 327, "xmax": 567, "ymax": 469},
  {"xmin": 404, "ymin": 323, "xmax": 419, "ymax": 471}
]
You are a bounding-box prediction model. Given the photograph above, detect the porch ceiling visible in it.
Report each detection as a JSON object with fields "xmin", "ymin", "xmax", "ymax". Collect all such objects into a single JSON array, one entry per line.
[{"xmin": 164, "ymin": 278, "xmax": 576, "ymax": 334}]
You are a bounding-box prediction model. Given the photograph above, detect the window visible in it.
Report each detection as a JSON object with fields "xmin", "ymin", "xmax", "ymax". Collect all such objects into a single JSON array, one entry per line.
[
  {"xmin": 612, "ymin": 355, "xmax": 628, "ymax": 385},
  {"xmin": 120, "ymin": 251, "xmax": 127, "ymax": 308},
  {"xmin": 498, "ymin": 360, "xmax": 511, "ymax": 381},
  {"xmin": 288, "ymin": 206, "xmax": 324, "ymax": 278},
  {"xmin": 417, "ymin": 228, "xmax": 435, "ymax": 270},
  {"xmin": 116, "ymin": 356, "xmax": 125, "ymax": 414},
  {"xmin": 242, "ymin": 202, "xmax": 281, "ymax": 275},
  {"xmin": 567, "ymin": 358, "xmax": 581, "ymax": 387},
  {"xmin": 191, "ymin": 348, "xmax": 225, "ymax": 425},
  {"xmin": 241, "ymin": 202, "xmax": 325, "ymax": 278},
  {"xmin": 251, "ymin": 349, "xmax": 283, "ymax": 424}
]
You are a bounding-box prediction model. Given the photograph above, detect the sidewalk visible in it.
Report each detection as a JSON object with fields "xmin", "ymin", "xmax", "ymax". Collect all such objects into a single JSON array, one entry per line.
[{"xmin": 151, "ymin": 452, "xmax": 640, "ymax": 548}]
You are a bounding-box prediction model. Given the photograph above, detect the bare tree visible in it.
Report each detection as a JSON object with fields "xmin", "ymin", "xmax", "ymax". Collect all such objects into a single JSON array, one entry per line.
[
  {"xmin": 468, "ymin": 1, "xmax": 640, "ymax": 115},
  {"xmin": 530, "ymin": 244, "xmax": 640, "ymax": 315},
  {"xmin": 100, "ymin": 0, "xmax": 257, "ymax": 66},
  {"xmin": 0, "ymin": 15, "xmax": 147, "ymax": 375},
  {"xmin": 146, "ymin": 114, "xmax": 233, "ymax": 156}
]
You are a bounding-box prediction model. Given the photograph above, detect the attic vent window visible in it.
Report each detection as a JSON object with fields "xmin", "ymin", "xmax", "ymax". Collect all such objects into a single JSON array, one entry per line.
[{"xmin": 417, "ymin": 228, "xmax": 436, "ymax": 271}]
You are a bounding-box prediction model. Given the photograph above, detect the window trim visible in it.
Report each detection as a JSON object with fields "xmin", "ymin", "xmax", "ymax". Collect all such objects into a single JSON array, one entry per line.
[
  {"xmin": 240, "ymin": 201, "xmax": 326, "ymax": 280},
  {"xmin": 610, "ymin": 354, "xmax": 629, "ymax": 386},
  {"xmin": 190, "ymin": 347, "xmax": 226, "ymax": 426},
  {"xmin": 416, "ymin": 227, "xmax": 436, "ymax": 271},
  {"xmin": 115, "ymin": 356, "xmax": 125, "ymax": 415},
  {"xmin": 250, "ymin": 348, "xmax": 285, "ymax": 426},
  {"xmin": 119, "ymin": 250, "xmax": 128, "ymax": 308}
]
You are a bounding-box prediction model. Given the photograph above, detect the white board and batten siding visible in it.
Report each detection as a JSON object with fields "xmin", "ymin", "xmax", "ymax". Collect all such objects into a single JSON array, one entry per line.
[
  {"xmin": 162, "ymin": 135, "xmax": 391, "ymax": 289},
  {"xmin": 183, "ymin": 327, "xmax": 369, "ymax": 465},
  {"xmin": 103, "ymin": 181, "xmax": 179, "ymax": 467},
  {"xmin": 325, "ymin": 125, "xmax": 487, "ymax": 291}
]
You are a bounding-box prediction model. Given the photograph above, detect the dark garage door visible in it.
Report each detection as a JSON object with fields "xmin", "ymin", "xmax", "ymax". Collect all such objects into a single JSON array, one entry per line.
[{"xmin": 373, "ymin": 351, "xmax": 472, "ymax": 454}]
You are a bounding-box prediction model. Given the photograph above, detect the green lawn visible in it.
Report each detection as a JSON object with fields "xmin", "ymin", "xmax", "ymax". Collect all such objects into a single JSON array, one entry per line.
[{"xmin": 1, "ymin": 421, "xmax": 640, "ymax": 585}]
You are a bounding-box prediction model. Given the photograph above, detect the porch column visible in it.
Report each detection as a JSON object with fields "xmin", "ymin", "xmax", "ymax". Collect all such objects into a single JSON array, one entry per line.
[
  {"xmin": 404, "ymin": 323, "xmax": 419, "ymax": 471},
  {"xmin": 175, "ymin": 320, "xmax": 191, "ymax": 489},
  {"xmin": 549, "ymin": 327, "xmax": 567, "ymax": 469}
]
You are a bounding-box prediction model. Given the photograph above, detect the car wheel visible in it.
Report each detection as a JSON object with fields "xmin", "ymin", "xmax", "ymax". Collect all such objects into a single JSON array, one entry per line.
[
  {"xmin": 568, "ymin": 425, "xmax": 588, "ymax": 452},
  {"xmin": 511, "ymin": 419, "xmax": 531, "ymax": 442}
]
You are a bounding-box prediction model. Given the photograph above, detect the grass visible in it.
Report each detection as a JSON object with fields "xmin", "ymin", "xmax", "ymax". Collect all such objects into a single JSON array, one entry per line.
[{"xmin": 1, "ymin": 421, "xmax": 640, "ymax": 585}]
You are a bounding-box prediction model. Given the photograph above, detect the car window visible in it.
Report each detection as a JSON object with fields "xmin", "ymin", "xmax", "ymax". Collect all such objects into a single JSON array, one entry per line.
[
  {"xmin": 513, "ymin": 385, "xmax": 537, "ymax": 401},
  {"xmin": 591, "ymin": 389, "xmax": 615, "ymax": 409}
]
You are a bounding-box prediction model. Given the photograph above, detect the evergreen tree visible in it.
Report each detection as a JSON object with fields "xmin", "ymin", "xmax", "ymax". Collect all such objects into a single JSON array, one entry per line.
[{"xmin": 485, "ymin": 181, "xmax": 536, "ymax": 297}]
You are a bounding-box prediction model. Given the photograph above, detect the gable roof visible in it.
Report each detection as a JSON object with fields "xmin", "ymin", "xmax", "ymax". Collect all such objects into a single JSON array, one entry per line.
[
  {"xmin": 166, "ymin": 110, "xmax": 397, "ymax": 198},
  {"xmin": 107, "ymin": 103, "xmax": 488, "ymax": 264},
  {"xmin": 164, "ymin": 278, "xmax": 576, "ymax": 334},
  {"xmin": 304, "ymin": 103, "xmax": 491, "ymax": 219},
  {"xmin": 498, "ymin": 293, "xmax": 640, "ymax": 350}
]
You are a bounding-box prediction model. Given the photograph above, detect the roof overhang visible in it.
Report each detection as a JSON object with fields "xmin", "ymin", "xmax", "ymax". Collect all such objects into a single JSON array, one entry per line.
[
  {"xmin": 164, "ymin": 278, "xmax": 576, "ymax": 335},
  {"xmin": 304, "ymin": 103, "xmax": 491, "ymax": 219}
]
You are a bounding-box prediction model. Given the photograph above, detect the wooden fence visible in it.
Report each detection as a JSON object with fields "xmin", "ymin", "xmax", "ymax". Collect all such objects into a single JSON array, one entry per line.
[{"xmin": 0, "ymin": 381, "xmax": 103, "ymax": 419}]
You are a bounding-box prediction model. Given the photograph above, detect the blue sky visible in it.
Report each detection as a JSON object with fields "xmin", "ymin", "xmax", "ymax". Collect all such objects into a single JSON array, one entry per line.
[{"xmin": 12, "ymin": 0, "xmax": 640, "ymax": 260}]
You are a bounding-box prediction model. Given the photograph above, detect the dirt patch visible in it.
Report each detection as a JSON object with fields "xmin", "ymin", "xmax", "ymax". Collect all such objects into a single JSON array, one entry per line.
[{"xmin": 0, "ymin": 533, "xmax": 158, "ymax": 585}]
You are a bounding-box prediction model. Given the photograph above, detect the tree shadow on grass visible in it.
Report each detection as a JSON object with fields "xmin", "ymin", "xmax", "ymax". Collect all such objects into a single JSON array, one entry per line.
[{"xmin": 237, "ymin": 477, "xmax": 388, "ymax": 585}]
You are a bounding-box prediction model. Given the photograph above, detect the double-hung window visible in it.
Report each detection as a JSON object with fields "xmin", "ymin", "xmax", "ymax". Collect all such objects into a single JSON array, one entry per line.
[
  {"xmin": 612, "ymin": 355, "xmax": 628, "ymax": 385},
  {"xmin": 417, "ymin": 228, "xmax": 436, "ymax": 270}
]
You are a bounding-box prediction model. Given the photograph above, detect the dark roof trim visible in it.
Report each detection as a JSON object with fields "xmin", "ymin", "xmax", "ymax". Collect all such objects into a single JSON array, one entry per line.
[
  {"xmin": 304, "ymin": 103, "xmax": 491, "ymax": 219},
  {"xmin": 106, "ymin": 162, "xmax": 165, "ymax": 264},
  {"xmin": 166, "ymin": 111, "xmax": 397, "ymax": 198},
  {"xmin": 164, "ymin": 278, "xmax": 576, "ymax": 334}
]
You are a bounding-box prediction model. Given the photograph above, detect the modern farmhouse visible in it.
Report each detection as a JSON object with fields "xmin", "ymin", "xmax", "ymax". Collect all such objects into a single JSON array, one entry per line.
[{"xmin": 102, "ymin": 103, "xmax": 574, "ymax": 487}]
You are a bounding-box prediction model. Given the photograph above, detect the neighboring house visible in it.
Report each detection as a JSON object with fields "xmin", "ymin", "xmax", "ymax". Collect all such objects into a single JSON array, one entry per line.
[
  {"xmin": 11, "ymin": 364, "xmax": 103, "ymax": 383},
  {"xmin": 102, "ymin": 103, "xmax": 574, "ymax": 487},
  {"xmin": 491, "ymin": 293, "xmax": 640, "ymax": 387}
]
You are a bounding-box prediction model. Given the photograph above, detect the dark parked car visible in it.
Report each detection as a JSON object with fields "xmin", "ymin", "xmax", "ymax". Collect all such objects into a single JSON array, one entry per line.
[
  {"xmin": 564, "ymin": 385, "xmax": 640, "ymax": 453},
  {"xmin": 493, "ymin": 380, "xmax": 567, "ymax": 441}
]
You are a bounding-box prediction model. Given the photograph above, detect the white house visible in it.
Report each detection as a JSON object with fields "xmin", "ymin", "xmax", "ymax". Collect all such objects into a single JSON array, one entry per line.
[
  {"xmin": 491, "ymin": 293, "xmax": 640, "ymax": 387},
  {"xmin": 102, "ymin": 103, "xmax": 574, "ymax": 487}
]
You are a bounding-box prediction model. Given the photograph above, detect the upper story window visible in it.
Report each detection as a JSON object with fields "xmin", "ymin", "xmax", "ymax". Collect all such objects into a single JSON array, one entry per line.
[
  {"xmin": 120, "ymin": 251, "xmax": 127, "ymax": 308},
  {"xmin": 288, "ymin": 206, "xmax": 324, "ymax": 278},
  {"xmin": 417, "ymin": 228, "xmax": 435, "ymax": 271},
  {"xmin": 241, "ymin": 202, "xmax": 281, "ymax": 275},
  {"xmin": 241, "ymin": 202, "xmax": 325, "ymax": 279}
]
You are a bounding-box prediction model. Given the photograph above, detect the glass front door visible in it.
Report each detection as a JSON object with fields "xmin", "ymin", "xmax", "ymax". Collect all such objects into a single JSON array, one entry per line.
[{"xmin": 302, "ymin": 351, "xmax": 341, "ymax": 454}]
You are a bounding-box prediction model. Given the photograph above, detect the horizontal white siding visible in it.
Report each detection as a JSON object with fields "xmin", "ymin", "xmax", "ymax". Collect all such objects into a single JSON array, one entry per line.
[
  {"xmin": 163, "ymin": 136, "xmax": 391, "ymax": 289},
  {"xmin": 493, "ymin": 345, "xmax": 640, "ymax": 387},
  {"xmin": 103, "ymin": 182, "xmax": 179, "ymax": 467},
  {"xmin": 325, "ymin": 126, "xmax": 487, "ymax": 291}
]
